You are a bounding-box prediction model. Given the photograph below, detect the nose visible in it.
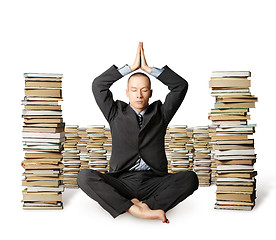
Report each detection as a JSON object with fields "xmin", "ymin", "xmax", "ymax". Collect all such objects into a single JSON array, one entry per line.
[{"xmin": 137, "ymin": 90, "xmax": 142, "ymax": 98}]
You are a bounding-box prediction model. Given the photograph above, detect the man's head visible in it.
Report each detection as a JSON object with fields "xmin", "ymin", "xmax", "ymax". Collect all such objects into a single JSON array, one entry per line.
[{"xmin": 126, "ymin": 72, "xmax": 152, "ymax": 113}]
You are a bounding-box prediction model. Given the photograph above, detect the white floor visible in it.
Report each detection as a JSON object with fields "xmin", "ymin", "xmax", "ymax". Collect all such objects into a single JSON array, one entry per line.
[{"xmin": 5, "ymin": 171, "xmax": 275, "ymax": 240}]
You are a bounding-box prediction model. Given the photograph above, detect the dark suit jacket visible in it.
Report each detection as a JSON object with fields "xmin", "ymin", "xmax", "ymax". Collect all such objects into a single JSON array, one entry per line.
[{"xmin": 92, "ymin": 65, "xmax": 188, "ymax": 176}]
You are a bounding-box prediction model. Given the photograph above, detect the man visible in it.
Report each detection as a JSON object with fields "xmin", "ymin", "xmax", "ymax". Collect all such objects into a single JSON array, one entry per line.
[{"xmin": 77, "ymin": 42, "xmax": 198, "ymax": 223}]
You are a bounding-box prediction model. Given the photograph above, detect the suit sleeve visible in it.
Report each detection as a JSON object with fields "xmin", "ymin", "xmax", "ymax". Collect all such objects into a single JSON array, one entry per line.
[
  {"xmin": 157, "ymin": 65, "xmax": 188, "ymax": 124},
  {"xmin": 92, "ymin": 65, "xmax": 123, "ymax": 122}
]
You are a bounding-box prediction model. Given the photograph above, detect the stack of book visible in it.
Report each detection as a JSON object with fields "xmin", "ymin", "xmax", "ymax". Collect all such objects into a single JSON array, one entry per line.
[
  {"xmin": 62, "ymin": 125, "xmax": 80, "ymax": 188},
  {"xmin": 77, "ymin": 127, "xmax": 89, "ymax": 169},
  {"xmin": 103, "ymin": 127, "xmax": 112, "ymax": 172},
  {"xmin": 86, "ymin": 125, "xmax": 108, "ymax": 173},
  {"xmin": 168, "ymin": 125, "xmax": 190, "ymax": 173},
  {"xmin": 209, "ymin": 71, "xmax": 257, "ymax": 210},
  {"xmin": 192, "ymin": 126, "xmax": 212, "ymax": 186},
  {"xmin": 22, "ymin": 73, "xmax": 65, "ymax": 209}
]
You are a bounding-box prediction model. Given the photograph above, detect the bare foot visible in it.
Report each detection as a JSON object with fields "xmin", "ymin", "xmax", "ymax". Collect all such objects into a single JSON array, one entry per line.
[{"xmin": 127, "ymin": 198, "xmax": 170, "ymax": 223}]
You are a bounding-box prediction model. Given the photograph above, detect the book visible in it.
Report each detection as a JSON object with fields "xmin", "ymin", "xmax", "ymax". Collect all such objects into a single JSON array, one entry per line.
[
  {"xmin": 209, "ymin": 71, "xmax": 257, "ymax": 210},
  {"xmin": 211, "ymin": 71, "xmax": 251, "ymax": 78},
  {"xmin": 22, "ymin": 73, "xmax": 65, "ymax": 209}
]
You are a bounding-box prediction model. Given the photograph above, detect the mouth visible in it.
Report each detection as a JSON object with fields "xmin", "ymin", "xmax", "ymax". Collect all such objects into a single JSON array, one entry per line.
[{"xmin": 135, "ymin": 101, "xmax": 143, "ymax": 104}]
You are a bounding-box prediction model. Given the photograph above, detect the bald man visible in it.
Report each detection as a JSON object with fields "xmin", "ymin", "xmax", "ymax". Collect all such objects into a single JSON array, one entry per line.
[{"xmin": 77, "ymin": 42, "xmax": 198, "ymax": 223}]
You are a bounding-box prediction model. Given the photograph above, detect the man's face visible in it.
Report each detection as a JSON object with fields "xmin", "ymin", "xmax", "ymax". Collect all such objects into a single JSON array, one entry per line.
[{"xmin": 126, "ymin": 75, "xmax": 152, "ymax": 113}]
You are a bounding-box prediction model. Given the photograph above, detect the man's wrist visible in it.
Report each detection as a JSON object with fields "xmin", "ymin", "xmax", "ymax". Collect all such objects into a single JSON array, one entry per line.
[
  {"xmin": 143, "ymin": 66, "xmax": 152, "ymax": 74},
  {"xmin": 118, "ymin": 64, "xmax": 132, "ymax": 76},
  {"xmin": 118, "ymin": 64, "xmax": 164, "ymax": 78}
]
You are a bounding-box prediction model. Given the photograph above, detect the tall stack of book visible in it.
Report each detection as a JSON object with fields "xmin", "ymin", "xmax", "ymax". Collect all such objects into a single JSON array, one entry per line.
[
  {"xmin": 87, "ymin": 125, "xmax": 108, "ymax": 173},
  {"xmin": 209, "ymin": 71, "xmax": 257, "ymax": 210},
  {"xmin": 103, "ymin": 127, "xmax": 112, "ymax": 172},
  {"xmin": 62, "ymin": 125, "xmax": 80, "ymax": 188},
  {"xmin": 22, "ymin": 73, "xmax": 65, "ymax": 209},
  {"xmin": 168, "ymin": 125, "xmax": 190, "ymax": 173},
  {"xmin": 77, "ymin": 127, "xmax": 89, "ymax": 169},
  {"xmin": 193, "ymin": 126, "xmax": 212, "ymax": 186}
]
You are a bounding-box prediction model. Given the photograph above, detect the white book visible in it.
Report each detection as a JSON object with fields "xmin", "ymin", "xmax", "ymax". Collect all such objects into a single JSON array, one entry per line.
[
  {"xmin": 89, "ymin": 149, "xmax": 107, "ymax": 153},
  {"xmin": 24, "ymin": 73, "xmax": 63, "ymax": 78},
  {"xmin": 65, "ymin": 125, "xmax": 79, "ymax": 128},
  {"xmin": 216, "ymin": 177, "xmax": 255, "ymax": 182},
  {"xmin": 194, "ymin": 166, "xmax": 211, "ymax": 170},
  {"xmin": 23, "ymin": 145, "xmax": 61, "ymax": 150},
  {"xmin": 24, "ymin": 170, "xmax": 60, "ymax": 175},
  {"xmin": 171, "ymin": 161, "xmax": 189, "ymax": 165},
  {"xmin": 216, "ymin": 127, "xmax": 255, "ymax": 132},
  {"xmin": 194, "ymin": 160, "xmax": 212, "ymax": 164},
  {"xmin": 23, "ymin": 202, "xmax": 63, "ymax": 207},
  {"xmin": 217, "ymin": 124, "xmax": 256, "ymax": 129},
  {"xmin": 21, "ymin": 100, "xmax": 59, "ymax": 105},
  {"xmin": 171, "ymin": 149, "xmax": 189, "ymax": 153},
  {"xmin": 195, "ymin": 149, "xmax": 211, "ymax": 153},
  {"xmin": 87, "ymin": 125, "xmax": 105, "ymax": 128},
  {"xmin": 22, "ymin": 132, "xmax": 65, "ymax": 139},
  {"xmin": 193, "ymin": 126, "xmax": 209, "ymax": 129},
  {"xmin": 63, "ymin": 167, "xmax": 80, "ymax": 171},
  {"xmin": 87, "ymin": 133, "xmax": 105, "ymax": 137},
  {"xmin": 211, "ymin": 89, "xmax": 250, "ymax": 93},
  {"xmin": 62, "ymin": 149, "xmax": 80, "ymax": 153},
  {"xmin": 211, "ymin": 71, "xmax": 251, "ymax": 77},
  {"xmin": 217, "ymin": 165, "xmax": 254, "ymax": 171},
  {"xmin": 215, "ymin": 149, "xmax": 255, "ymax": 156},
  {"xmin": 169, "ymin": 125, "xmax": 188, "ymax": 128},
  {"xmin": 26, "ymin": 185, "xmax": 64, "ymax": 192},
  {"xmin": 22, "ymin": 110, "xmax": 62, "ymax": 116},
  {"xmin": 23, "ymin": 142, "xmax": 61, "ymax": 146},
  {"xmin": 171, "ymin": 168, "xmax": 189, "ymax": 171}
]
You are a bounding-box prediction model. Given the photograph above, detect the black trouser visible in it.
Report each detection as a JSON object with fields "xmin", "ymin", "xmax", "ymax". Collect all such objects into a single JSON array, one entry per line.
[{"xmin": 77, "ymin": 169, "xmax": 199, "ymax": 218}]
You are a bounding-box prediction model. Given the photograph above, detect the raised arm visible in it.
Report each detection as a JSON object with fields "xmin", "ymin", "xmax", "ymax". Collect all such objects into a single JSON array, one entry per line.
[
  {"xmin": 92, "ymin": 43, "xmax": 142, "ymax": 122},
  {"xmin": 158, "ymin": 66, "xmax": 188, "ymax": 124},
  {"xmin": 92, "ymin": 65, "xmax": 122, "ymax": 122},
  {"xmin": 140, "ymin": 43, "xmax": 188, "ymax": 124}
]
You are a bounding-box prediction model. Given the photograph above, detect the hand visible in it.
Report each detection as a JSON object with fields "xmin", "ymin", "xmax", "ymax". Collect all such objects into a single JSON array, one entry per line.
[
  {"xmin": 140, "ymin": 42, "xmax": 152, "ymax": 74},
  {"xmin": 129, "ymin": 42, "xmax": 142, "ymax": 72}
]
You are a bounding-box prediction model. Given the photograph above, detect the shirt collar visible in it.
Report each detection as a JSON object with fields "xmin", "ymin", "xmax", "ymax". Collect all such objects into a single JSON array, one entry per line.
[{"xmin": 130, "ymin": 105, "xmax": 148, "ymax": 116}]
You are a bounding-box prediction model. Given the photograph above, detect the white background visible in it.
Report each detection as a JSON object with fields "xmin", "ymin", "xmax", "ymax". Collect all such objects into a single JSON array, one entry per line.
[{"xmin": 1, "ymin": 0, "xmax": 275, "ymax": 239}]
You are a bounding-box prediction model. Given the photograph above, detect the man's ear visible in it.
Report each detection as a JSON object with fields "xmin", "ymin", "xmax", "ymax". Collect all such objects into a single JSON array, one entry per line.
[
  {"xmin": 150, "ymin": 89, "xmax": 153, "ymax": 98},
  {"xmin": 126, "ymin": 89, "xmax": 129, "ymax": 98}
]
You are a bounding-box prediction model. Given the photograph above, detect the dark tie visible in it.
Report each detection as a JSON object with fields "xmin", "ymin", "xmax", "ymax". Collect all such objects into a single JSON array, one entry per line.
[
  {"xmin": 138, "ymin": 113, "xmax": 143, "ymax": 128},
  {"xmin": 129, "ymin": 113, "xmax": 143, "ymax": 171}
]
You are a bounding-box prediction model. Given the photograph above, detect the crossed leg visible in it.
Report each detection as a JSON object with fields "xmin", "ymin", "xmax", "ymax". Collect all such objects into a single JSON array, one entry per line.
[
  {"xmin": 126, "ymin": 198, "xmax": 170, "ymax": 223},
  {"xmin": 77, "ymin": 169, "xmax": 198, "ymax": 223}
]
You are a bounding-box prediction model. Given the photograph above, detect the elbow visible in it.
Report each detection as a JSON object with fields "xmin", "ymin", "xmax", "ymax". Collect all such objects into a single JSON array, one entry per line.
[
  {"xmin": 92, "ymin": 77, "xmax": 99, "ymax": 95},
  {"xmin": 180, "ymin": 79, "xmax": 188, "ymax": 95},
  {"xmin": 185, "ymin": 80, "xmax": 189, "ymax": 93},
  {"xmin": 183, "ymin": 79, "xmax": 188, "ymax": 92},
  {"xmin": 178, "ymin": 79, "xmax": 188, "ymax": 100}
]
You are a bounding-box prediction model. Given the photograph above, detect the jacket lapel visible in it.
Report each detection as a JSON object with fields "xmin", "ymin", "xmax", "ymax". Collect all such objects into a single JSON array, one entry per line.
[
  {"xmin": 140, "ymin": 110, "xmax": 152, "ymax": 131},
  {"xmin": 125, "ymin": 101, "xmax": 159, "ymax": 132},
  {"xmin": 124, "ymin": 105, "xmax": 140, "ymax": 132}
]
